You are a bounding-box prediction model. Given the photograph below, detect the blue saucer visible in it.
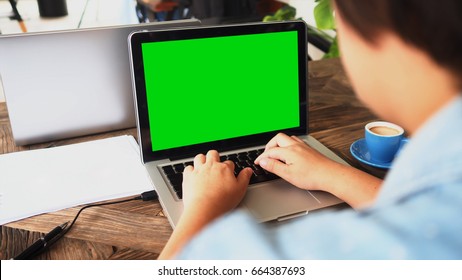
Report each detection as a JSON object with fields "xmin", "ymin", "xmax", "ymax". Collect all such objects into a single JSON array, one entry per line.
[{"xmin": 350, "ymin": 138, "xmax": 393, "ymax": 169}]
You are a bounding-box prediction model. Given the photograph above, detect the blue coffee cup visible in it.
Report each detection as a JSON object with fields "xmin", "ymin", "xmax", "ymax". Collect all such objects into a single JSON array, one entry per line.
[{"xmin": 365, "ymin": 121, "xmax": 405, "ymax": 163}]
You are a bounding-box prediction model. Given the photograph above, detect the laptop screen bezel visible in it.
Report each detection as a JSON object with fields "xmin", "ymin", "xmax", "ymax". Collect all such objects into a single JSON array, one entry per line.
[{"xmin": 129, "ymin": 21, "xmax": 308, "ymax": 163}]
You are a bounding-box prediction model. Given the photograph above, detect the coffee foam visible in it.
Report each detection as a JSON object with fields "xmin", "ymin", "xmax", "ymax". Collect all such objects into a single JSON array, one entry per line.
[{"xmin": 370, "ymin": 126, "xmax": 400, "ymax": 136}]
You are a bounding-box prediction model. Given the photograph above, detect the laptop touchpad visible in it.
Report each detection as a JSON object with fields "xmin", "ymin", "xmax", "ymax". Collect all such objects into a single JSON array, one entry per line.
[{"xmin": 241, "ymin": 180, "xmax": 321, "ymax": 222}]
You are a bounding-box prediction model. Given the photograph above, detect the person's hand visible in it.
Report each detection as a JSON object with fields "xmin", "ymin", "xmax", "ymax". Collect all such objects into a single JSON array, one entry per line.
[
  {"xmin": 182, "ymin": 150, "xmax": 253, "ymax": 219},
  {"xmin": 255, "ymin": 133, "xmax": 382, "ymax": 208},
  {"xmin": 160, "ymin": 137, "xmax": 381, "ymax": 259},
  {"xmin": 159, "ymin": 150, "xmax": 252, "ymax": 259},
  {"xmin": 254, "ymin": 133, "xmax": 342, "ymax": 192}
]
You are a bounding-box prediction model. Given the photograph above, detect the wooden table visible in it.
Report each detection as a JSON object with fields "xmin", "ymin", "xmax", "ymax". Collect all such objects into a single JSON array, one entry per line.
[{"xmin": 0, "ymin": 58, "xmax": 383, "ymax": 260}]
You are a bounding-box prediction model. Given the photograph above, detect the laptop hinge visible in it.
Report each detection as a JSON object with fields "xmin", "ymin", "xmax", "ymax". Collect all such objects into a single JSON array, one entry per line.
[{"xmin": 169, "ymin": 152, "xmax": 200, "ymax": 162}]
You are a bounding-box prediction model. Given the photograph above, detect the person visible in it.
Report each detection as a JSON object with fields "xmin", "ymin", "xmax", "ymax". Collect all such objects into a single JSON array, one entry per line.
[
  {"xmin": 176, "ymin": 0, "xmax": 259, "ymax": 24},
  {"xmin": 159, "ymin": 0, "xmax": 462, "ymax": 259}
]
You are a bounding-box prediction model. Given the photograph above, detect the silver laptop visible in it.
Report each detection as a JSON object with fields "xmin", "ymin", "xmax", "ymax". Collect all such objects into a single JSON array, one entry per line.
[
  {"xmin": 128, "ymin": 21, "xmax": 346, "ymax": 228},
  {"xmin": 0, "ymin": 20, "xmax": 200, "ymax": 145}
]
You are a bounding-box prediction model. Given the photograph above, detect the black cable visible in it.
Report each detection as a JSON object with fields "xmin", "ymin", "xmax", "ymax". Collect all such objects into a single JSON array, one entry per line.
[
  {"xmin": 64, "ymin": 197, "xmax": 137, "ymax": 235},
  {"xmin": 66, "ymin": 190, "xmax": 158, "ymax": 237},
  {"xmin": 26, "ymin": 190, "xmax": 158, "ymax": 259}
]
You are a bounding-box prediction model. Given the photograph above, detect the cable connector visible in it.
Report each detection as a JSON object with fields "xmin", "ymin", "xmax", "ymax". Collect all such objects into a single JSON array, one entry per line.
[{"xmin": 136, "ymin": 190, "xmax": 158, "ymax": 201}]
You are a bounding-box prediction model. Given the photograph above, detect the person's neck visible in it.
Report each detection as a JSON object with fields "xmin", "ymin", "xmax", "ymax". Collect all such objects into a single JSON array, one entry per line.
[
  {"xmin": 400, "ymin": 83, "xmax": 458, "ymax": 137},
  {"xmin": 377, "ymin": 35, "xmax": 459, "ymax": 136}
]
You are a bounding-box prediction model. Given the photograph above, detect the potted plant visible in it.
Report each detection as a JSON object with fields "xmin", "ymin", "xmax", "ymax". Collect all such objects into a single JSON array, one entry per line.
[{"xmin": 313, "ymin": 0, "xmax": 338, "ymax": 58}]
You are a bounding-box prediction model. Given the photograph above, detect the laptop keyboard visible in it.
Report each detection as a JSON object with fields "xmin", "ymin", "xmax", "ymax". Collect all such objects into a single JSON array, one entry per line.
[{"xmin": 161, "ymin": 148, "xmax": 280, "ymax": 199}]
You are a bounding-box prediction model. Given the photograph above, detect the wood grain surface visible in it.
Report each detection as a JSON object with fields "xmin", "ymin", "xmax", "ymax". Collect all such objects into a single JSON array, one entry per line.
[{"xmin": 0, "ymin": 58, "xmax": 385, "ymax": 260}]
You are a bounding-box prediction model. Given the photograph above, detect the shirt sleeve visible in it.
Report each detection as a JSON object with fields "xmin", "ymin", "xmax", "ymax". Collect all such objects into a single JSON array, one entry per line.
[
  {"xmin": 176, "ymin": 182, "xmax": 462, "ymax": 260},
  {"xmin": 175, "ymin": 207, "xmax": 403, "ymax": 259}
]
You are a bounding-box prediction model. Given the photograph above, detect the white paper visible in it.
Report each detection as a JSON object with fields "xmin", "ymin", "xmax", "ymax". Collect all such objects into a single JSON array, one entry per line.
[{"xmin": 0, "ymin": 135, "xmax": 153, "ymax": 225}]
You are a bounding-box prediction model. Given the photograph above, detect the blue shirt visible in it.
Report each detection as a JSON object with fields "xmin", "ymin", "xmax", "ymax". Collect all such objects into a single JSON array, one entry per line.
[{"xmin": 177, "ymin": 96, "xmax": 462, "ymax": 259}]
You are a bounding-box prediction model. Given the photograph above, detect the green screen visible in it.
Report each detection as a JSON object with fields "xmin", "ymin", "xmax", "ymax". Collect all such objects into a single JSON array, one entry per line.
[{"xmin": 141, "ymin": 31, "xmax": 300, "ymax": 152}]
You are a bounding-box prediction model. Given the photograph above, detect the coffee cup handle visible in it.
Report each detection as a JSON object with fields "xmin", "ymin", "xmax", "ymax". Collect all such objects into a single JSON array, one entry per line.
[
  {"xmin": 392, "ymin": 137, "xmax": 409, "ymax": 159},
  {"xmin": 399, "ymin": 137, "xmax": 409, "ymax": 149}
]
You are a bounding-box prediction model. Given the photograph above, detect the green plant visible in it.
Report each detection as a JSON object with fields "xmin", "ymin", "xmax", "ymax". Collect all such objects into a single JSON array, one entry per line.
[
  {"xmin": 262, "ymin": 2, "xmax": 338, "ymax": 59},
  {"xmin": 262, "ymin": 5, "xmax": 297, "ymax": 22},
  {"xmin": 313, "ymin": 0, "xmax": 339, "ymax": 58}
]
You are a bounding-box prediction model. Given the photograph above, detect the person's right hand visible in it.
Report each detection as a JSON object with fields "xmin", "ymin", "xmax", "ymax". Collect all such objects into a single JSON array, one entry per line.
[
  {"xmin": 254, "ymin": 133, "xmax": 343, "ymax": 193},
  {"xmin": 255, "ymin": 133, "xmax": 383, "ymax": 209}
]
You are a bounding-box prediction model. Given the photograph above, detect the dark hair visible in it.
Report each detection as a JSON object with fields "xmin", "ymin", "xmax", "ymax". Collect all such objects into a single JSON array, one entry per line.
[{"xmin": 334, "ymin": 0, "xmax": 462, "ymax": 85}]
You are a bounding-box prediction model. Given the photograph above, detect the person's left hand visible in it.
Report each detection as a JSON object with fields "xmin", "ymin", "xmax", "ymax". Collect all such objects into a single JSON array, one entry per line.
[
  {"xmin": 158, "ymin": 150, "xmax": 253, "ymax": 259},
  {"xmin": 182, "ymin": 150, "xmax": 253, "ymax": 220}
]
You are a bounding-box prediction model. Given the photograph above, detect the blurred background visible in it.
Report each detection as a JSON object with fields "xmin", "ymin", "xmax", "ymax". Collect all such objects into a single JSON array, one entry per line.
[{"xmin": 0, "ymin": 0, "xmax": 332, "ymax": 102}]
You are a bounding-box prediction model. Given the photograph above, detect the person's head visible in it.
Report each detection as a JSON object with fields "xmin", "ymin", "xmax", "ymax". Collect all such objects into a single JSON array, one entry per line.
[{"xmin": 333, "ymin": 0, "xmax": 462, "ymax": 132}]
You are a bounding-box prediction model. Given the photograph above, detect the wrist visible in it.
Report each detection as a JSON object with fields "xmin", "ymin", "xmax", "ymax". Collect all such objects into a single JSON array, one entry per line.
[
  {"xmin": 310, "ymin": 160, "xmax": 347, "ymax": 194},
  {"xmin": 323, "ymin": 164, "xmax": 382, "ymax": 208},
  {"xmin": 180, "ymin": 203, "xmax": 224, "ymax": 228}
]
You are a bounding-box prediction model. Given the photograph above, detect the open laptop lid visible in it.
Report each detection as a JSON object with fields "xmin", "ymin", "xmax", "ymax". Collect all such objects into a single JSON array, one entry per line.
[{"xmin": 129, "ymin": 20, "xmax": 308, "ymax": 163}]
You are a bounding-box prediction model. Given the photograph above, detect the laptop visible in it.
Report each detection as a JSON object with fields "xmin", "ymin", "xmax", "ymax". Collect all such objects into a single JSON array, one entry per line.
[
  {"xmin": 128, "ymin": 21, "xmax": 346, "ymax": 228},
  {"xmin": 0, "ymin": 20, "xmax": 200, "ymax": 145}
]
